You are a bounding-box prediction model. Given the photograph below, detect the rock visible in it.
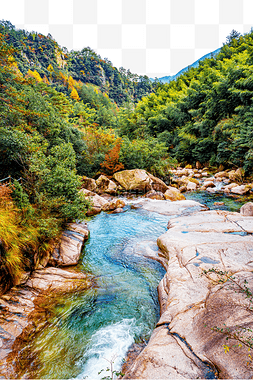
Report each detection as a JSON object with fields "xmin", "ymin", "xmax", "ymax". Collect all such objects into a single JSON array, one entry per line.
[
  {"xmin": 96, "ymin": 175, "xmax": 117, "ymax": 195},
  {"xmin": 202, "ymin": 180, "xmax": 215, "ymax": 189},
  {"xmin": 138, "ymin": 199, "xmax": 208, "ymax": 216},
  {"xmin": 50, "ymin": 222, "xmax": 89, "ymax": 267},
  {"xmin": 125, "ymin": 210, "xmax": 253, "ymax": 379},
  {"xmin": 194, "ymin": 173, "xmax": 202, "ymax": 178},
  {"xmin": 164, "ymin": 186, "xmax": 186, "ymax": 201},
  {"xmin": 179, "ymin": 185, "xmax": 187, "ymax": 193},
  {"xmin": 102, "ymin": 198, "xmax": 126, "ymax": 211},
  {"xmin": 223, "ymin": 183, "xmax": 238, "ymax": 193},
  {"xmin": 26, "ymin": 267, "xmax": 90, "ymax": 292},
  {"xmin": 214, "ymin": 171, "xmax": 229, "ymax": 178},
  {"xmin": 213, "ymin": 201, "xmax": 225, "ymax": 206},
  {"xmin": 201, "ymin": 171, "xmax": 209, "ymax": 176},
  {"xmin": 80, "ymin": 189, "xmax": 108, "ymax": 216},
  {"xmin": 145, "ymin": 190, "xmax": 165, "ymax": 200},
  {"xmin": 196, "ymin": 161, "xmax": 202, "ymax": 169},
  {"xmin": 113, "ymin": 169, "xmax": 152, "ymax": 192},
  {"xmin": 82, "ymin": 176, "xmax": 97, "ymax": 192},
  {"xmin": 206, "ymin": 187, "xmax": 216, "ymax": 193},
  {"xmin": 0, "ymin": 267, "xmax": 91, "ymax": 377},
  {"xmin": 110, "ymin": 208, "xmax": 124, "ymax": 214},
  {"xmin": 240, "ymin": 202, "xmax": 253, "ymax": 216},
  {"xmin": 147, "ymin": 173, "xmax": 168, "ymax": 193},
  {"xmin": 186, "ymin": 181, "xmax": 197, "ymax": 191},
  {"xmin": 228, "ymin": 168, "xmax": 244, "ymax": 182},
  {"xmin": 231, "ymin": 184, "xmax": 251, "ymax": 195}
]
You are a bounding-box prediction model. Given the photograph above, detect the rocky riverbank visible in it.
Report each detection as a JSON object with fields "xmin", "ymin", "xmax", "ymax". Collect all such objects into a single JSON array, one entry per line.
[
  {"xmin": 0, "ymin": 222, "xmax": 91, "ymax": 378},
  {"xmin": 1, "ymin": 166, "xmax": 253, "ymax": 379},
  {"xmin": 123, "ymin": 203, "xmax": 253, "ymax": 379}
]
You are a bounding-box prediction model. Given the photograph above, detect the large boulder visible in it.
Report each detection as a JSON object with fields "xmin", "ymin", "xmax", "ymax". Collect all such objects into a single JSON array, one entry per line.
[
  {"xmin": 95, "ymin": 175, "xmax": 117, "ymax": 195},
  {"xmin": 125, "ymin": 210, "xmax": 253, "ymax": 379},
  {"xmin": 164, "ymin": 186, "xmax": 185, "ymax": 201},
  {"xmin": 240, "ymin": 202, "xmax": 253, "ymax": 216},
  {"xmin": 147, "ymin": 173, "xmax": 168, "ymax": 193},
  {"xmin": 113, "ymin": 169, "xmax": 152, "ymax": 192},
  {"xmin": 82, "ymin": 176, "xmax": 97, "ymax": 192}
]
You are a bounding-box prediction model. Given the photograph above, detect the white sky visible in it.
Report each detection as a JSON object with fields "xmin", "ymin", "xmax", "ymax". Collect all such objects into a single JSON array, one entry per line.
[{"xmin": 0, "ymin": 0, "xmax": 252, "ymax": 78}]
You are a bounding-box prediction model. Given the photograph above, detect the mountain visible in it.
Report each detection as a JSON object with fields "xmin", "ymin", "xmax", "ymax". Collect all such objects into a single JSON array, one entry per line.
[
  {"xmin": 157, "ymin": 48, "xmax": 221, "ymax": 83},
  {"xmin": 0, "ymin": 20, "xmax": 156, "ymax": 105}
]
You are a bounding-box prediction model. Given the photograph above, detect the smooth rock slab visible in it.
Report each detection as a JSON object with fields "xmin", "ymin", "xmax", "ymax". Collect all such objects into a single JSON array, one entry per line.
[
  {"xmin": 138, "ymin": 199, "xmax": 208, "ymax": 216},
  {"xmin": 125, "ymin": 209, "xmax": 253, "ymax": 379}
]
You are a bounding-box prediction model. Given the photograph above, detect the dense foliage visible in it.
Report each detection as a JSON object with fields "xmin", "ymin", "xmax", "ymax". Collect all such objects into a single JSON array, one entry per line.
[
  {"xmin": 122, "ymin": 29, "xmax": 253, "ymax": 173},
  {"xmin": 1, "ymin": 21, "xmax": 253, "ymax": 292},
  {"xmin": 0, "ymin": 21, "xmax": 169, "ymax": 291},
  {"xmin": 0, "ymin": 20, "xmax": 156, "ymax": 105}
]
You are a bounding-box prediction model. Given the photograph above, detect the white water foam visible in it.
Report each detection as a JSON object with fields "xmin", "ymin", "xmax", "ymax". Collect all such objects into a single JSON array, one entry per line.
[{"xmin": 75, "ymin": 319, "xmax": 139, "ymax": 380}]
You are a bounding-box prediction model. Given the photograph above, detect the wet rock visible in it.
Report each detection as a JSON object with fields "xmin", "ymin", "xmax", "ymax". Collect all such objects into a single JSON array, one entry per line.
[
  {"xmin": 213, "ymin": 201, "xmax": 225, "ymax": 206},
  {"xmin": 110, "ymin": 207, "xmax": 124, "ymax": 214},
  {"xmin": 145, "ymin": 190, "xmax": 165, "ymax": 200},
  {"xmin": 240, "ymin": 202, "xmax": 253, "ymax": 216},
  {"xmin": 102, "ymin": 198, "xmax": 126, "ymax": 211},
  {"xmin": 186, "ymin": 181, "xmax": 197, "ymax": 191},
  {"xmin": 0, "ymin": 268, "xmax": 91, "ymax": 378},
  {"xmin": 202, "ymin": 180, "xmax": 215, "ymax": 189}
]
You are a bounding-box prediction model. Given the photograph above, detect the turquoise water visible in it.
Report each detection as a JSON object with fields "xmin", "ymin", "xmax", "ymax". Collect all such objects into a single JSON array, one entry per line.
[
  {"xmin": 185, "ymin": 190, "xmax": 251, "ymax": 212},
  {"xmin": 19, "ymin": 206, "xmax": 168, "ymax": 379}
]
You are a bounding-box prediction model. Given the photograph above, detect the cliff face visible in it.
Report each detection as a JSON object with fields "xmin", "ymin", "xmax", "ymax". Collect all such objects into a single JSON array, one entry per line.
[{"xmin": 124, "ymin": 209, "xmax": 253, "ymax": 379}]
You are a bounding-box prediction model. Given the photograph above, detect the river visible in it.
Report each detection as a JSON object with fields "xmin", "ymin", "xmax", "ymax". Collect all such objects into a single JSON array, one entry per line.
[{"xmin": 15, "ymin": 192, "xmax": 249, "ymax": 379}]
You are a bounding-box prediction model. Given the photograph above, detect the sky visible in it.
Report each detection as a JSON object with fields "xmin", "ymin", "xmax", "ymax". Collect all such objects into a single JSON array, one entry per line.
[{"xmin": 0, "ymin": 0, "xmax": 252, "ymax": 78}]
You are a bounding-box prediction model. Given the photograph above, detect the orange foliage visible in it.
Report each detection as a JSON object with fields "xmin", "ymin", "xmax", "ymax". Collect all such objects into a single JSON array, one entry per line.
[
  {"xmin": 0, "ymin": 184, "xmax": 13, "ymax": 210},
  {"xmin": 82, "ymin": 125, "xmax": 117, "ymax": 157},
  {"xmin": 100, "ymin": 140, "xmax": 124, "ymax": 177}
]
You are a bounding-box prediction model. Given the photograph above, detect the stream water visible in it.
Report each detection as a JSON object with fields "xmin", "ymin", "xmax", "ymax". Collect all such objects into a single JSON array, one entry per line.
[
  {"xmin": 16, "ymin": 192, "xmax": 251, "ymax": 379},
  {"xmin": 19, "ymin": 204, "xmax": 168, "ymax": 379}
]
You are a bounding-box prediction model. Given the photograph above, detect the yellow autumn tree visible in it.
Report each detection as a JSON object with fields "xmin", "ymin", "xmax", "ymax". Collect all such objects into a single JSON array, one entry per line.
[{"xmin": 70, "ymin": 87, "xmax": 80, "ymax": 101}]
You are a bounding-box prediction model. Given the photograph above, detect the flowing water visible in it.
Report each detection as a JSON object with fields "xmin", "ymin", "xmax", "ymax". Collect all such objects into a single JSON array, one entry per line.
[
  {"xmin": 16, "ymin": 192, "xmax": 251, "ymax": 379},
  {"xmin": 19, "ymin": 204, "xmax": 168, "ymax": 379}
]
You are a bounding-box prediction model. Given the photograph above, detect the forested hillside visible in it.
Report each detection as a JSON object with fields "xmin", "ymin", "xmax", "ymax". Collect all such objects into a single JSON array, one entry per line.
[
  {"xmin": 0, "ymin": 20, "xmax": 156, "ymax": 105},
  {"xmin": 122, "ymin": 29, "xmax": 253, "ymax": 174},
  {"xmin": 0, "ymin": 21, "xmax": 169, "ymax": 292},
  {"xmin": 1, "ymin": 21, "xmax": 253, "ymax": 292}
]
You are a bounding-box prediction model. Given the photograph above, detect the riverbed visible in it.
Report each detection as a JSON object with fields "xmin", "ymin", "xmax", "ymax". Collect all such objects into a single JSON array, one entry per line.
[{"xmin": 13, "ymin": 192, "xmax": 251, "ymax": 379}]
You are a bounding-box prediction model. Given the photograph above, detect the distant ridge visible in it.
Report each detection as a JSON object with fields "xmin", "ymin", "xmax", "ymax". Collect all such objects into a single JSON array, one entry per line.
[{"xmin": 156, "ymin": 48, "xmax": 221, "ymax": 83}]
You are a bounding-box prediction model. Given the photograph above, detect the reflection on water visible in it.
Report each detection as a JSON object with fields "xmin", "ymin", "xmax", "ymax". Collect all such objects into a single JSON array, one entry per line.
[
  {"xmin": 185, "ymin": 190, "xmax": 252, "ymax": 212},
  {"xmin": 18, "ymin": 207, "xmax": 168, "ymax": 379}
]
